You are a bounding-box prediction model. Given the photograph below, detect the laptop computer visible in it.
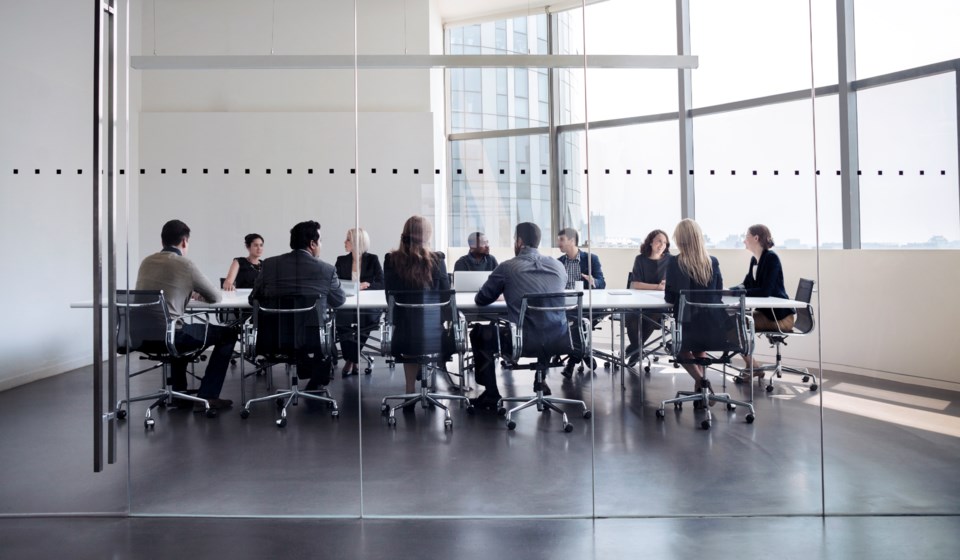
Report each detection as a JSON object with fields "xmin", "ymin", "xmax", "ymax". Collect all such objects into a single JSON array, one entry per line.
[{"xmin": 453, "ymin": 270, "xmax": 492, "ymax": 292}]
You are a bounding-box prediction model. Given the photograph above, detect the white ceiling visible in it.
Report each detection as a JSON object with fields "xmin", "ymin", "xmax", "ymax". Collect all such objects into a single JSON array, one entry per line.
[{"xmin": 437, "ymin": 0, "xmax": 596, "ymax": 24}]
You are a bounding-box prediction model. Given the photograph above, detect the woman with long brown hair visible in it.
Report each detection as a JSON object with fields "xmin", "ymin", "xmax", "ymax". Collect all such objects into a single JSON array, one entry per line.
[{"xmin": 383, "ymin": 216, "xmax": 451, "ymax": 393}]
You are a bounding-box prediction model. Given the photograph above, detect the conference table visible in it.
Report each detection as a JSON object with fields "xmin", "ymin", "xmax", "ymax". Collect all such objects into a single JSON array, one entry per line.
[{"xmin": 74, "ymin": 288, "xmax": 803, "ymax": 401}]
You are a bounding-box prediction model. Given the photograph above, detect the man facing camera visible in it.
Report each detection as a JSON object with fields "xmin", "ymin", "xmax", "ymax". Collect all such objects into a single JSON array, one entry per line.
[
  {"xmin": 470, "ymin": 222, "xmax": 567, "ymax": 409},
  {"xmin": 454, "ymin": 231, "xmax": 499, "ymax": 272},
  {"xmin": 250, "ymin": 220, "xmax": 346, "ymax": 390},
  {"xmin": 135, "ymin": 219, "xmax": 236, "ymax": 410},
  {"xmin": 556, "ymin": 228, "xmax": 605, "ymax": 290}
]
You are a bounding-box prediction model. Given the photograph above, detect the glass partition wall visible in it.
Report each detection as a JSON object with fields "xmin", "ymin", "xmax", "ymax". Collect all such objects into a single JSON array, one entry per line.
[{"xmin": 105, "ymin": 0, "xmax": 959, "ymax": 522}]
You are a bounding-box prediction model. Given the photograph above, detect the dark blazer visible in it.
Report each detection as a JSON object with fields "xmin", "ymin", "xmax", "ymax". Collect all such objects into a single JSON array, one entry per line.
[
  {"xmin": 742, "ymin": 249, "xmax": 794, "ymax": 321},
  {"xmin": 250, "ymin": 250, "xmax": 347, "ymax": 315},
  {"xmin": 664, "ymin": 256, "xmax": 723, "ymax": 307},
  {"xmin": 334, "ymin": 252, "xmax": 384, "ymax": 289},
  {"xmin": 557, "ymin": 251, "xmax": 606, "ymax": 289},
  {"xmin": 383, "ymin": 252, "xmax": 450, "ymax": 292}
]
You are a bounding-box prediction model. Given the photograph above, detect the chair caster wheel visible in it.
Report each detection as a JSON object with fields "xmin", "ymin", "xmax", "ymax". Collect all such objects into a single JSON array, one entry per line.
[
  {"xmin": 765, "ymin": 384, "xmax": 774, "ymax": 393},
  {"xmin": 604, "ymin": 362, "xmax": 611, "ymax": 370},
  {"xmin": 205, "ymin": 408, "xmax": 218, "ymax": 418},
  {"xmin": 444, "ymin": 419, "xmax": 453, "ymax": 429},
  {"xmin": 380, "ymin": 404, "xmax": 389, "ymax": 415},
  {"xmin": 466, "ymin": 405, "xmax": 475, "ymax": 415},
  {"xmin": 810, "ymin": 384, "xmax": 818, "ymax": 391},
  {"xmin": 673, "ymin": 363, "xmax": 680, "ymax": 368},
  {"xmin": 365, "ymin": 367, "xmax": 372, "ymax": 374},
  {"xmin": 655, "ymin": 409, "xmax": 665, "ymax": 419},
  {"xmin": 582, "ymin": 410, "xmax": 592, "ymax": 419},
  {"xmin": 331, "ymin": 409, "xmax": 340, "ymax": 418},
  {"xmin": 144, "ymin": 418, "xmax": 155, "ymax": 429},
  {"xmin": 745, "ymin": 413, "xmax": 755, "ymax": 424},
  {"xmin": 674, "ymin": 402, "xmax": 682, "ymax": 410},
  {"xmin": 506, "ymin": 420, "xmax": 516, "ymax": 430},
  {"xmin": 563, "ymin": 423, "xmax": 573, "ymax": 433},
  {"xmin": 802, "ymin": 376, "xmax": 810, "ymax": 382},
  {"xmin": 726, "ymin": 403, "xmax": 736, "ymax": 411},
  {"xmin": 116, "ymin": 409, "xmax": 127, "ymax": 420},
  {"xmin": 653, "ymin": 356, "xmax": 660, "ymax": 363},
  {"xmin": 276, "ymin": 417, "xmax": 287, "ymax": 428},
  {"xmin": 387, "ymin": 416, "xmax": 396, "ymax": 427},
  {"xmin": 700, "ymin": 420, "xmax": 711, "ymax": 430},
  {"xmin": 733, "ymin": 376, "xmax": 743, "ymax": 384},
  {"xmin": 644, "ymin": 366, "xmax": 651, "ymax": 373},
  {"xmin": 496, "ymin": 407, "xmax": 506, "ymax": 416},
  {"xmin": 240, "ymin": 409, "xmax": 250, "ymax": 419}
]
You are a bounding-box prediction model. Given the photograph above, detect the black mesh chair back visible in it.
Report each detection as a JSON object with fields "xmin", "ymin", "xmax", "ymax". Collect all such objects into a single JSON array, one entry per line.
[
  {"xmin": 251, "ymin": 295, "xmax": 331, "ymax": 363},
  {"xmin": 383, "ymin": 289, "xmax": 461, "ymax": 363},
  {"xmin": 626, "ymin": 271, "xmax": 634, "ymax": 288},
  {"xmin": 793, "ymin": 278, "xmax": 815, "ymax": 334},
  {"xmin": 514, "ymin": 292, "xmax": 585, "ymax": 362},
  {"xmin": 116, "ymin": 290, "xmax": 172, "ymax": 356},
  {"xmin": 675, "ymin": 289, "xmax": 750, "ymax": 361}
]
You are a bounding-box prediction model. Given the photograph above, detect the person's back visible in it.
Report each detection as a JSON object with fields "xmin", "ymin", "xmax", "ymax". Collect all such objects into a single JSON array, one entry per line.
[
  {"xmin": 137, "ymin": 250, "xmax": 220, "ymax": 323},
  {"xmin": 477, "ymin": 246, "xmax": 566, "ymax": 328}
]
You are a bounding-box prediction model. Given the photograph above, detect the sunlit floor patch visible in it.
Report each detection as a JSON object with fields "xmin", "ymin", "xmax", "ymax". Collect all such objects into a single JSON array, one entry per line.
[
  {"xmin": 831, "ymin": 382, "xmax": 950, "ymax": 410},
  {"xmin": 805, "ymin": 391, "xmax": 960, "ymax": 438}
]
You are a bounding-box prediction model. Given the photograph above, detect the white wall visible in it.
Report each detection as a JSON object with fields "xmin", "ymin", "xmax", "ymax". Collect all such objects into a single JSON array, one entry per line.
[{"xmin": 0, "ymin": 0, "xmax": 140, "ymax": 391}]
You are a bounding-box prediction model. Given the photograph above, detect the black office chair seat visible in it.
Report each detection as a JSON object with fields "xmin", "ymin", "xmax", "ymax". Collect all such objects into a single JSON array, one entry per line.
[
  {"xmin": 497, "ymin": 292, "xmax": 592, "ymax": 433},
  {"xmin": 656, "ymin": 290, "xmax": 756, "ymax": 430}
]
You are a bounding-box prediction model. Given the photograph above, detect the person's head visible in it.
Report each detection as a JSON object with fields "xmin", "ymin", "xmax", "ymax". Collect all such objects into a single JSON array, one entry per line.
[
  {"xmin": 400, "ymin": 215, "xmax": 432, "ymax": 249},
  {"xmin": 672, "ymin": 219, "xmax": 713, "ymax": 287},
  {"xmin": 161, "ymin": 219, "xmax": 190, "ymax": 252},
  {"xmin": 467, "ymin": 231, "xmax": 490, "ymax": 257},
  {"xmin": 289, "ymin": 220, "xmax": 322, "ymax": 257},
  {"xmin": 244, "ymin": 233, "xmax": 264, "ymax": 259},
  {"xmin": 557, "ymin": 228, "xmax": 580, "ymax": 255},
  {"xmin": 745, "ymin": 224, "xmax": 774, "ymax": 253},
  {"xmin": 514, "ymin": 222, "xmax": 541, "ymax": 255},
  {"xmin": 345, "ymin": 228, "xmax": 370, "ymax": 255},
  {"xmin": 640, "ymin": 229, "xmax": 670, "ymax": 258}
]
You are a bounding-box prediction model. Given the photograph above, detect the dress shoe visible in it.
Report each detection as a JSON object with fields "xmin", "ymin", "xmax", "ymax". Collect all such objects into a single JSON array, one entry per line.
[
  {"xmin": 469, "ymin": 390, "xmax": 501, "ymax": 411},
  {"xmin": 193, "ymin": 398, "xmax": 233, "ymax": 412},
  {"xmin": 533, "ymin": 380, "xmax": 552, "ymax": 396},
  {"xmin": 561, "ymin": 360, "xmax": 576, "ymax": 379},
  {"xmin": 341, "ymin": 362, "xmax": 357, "ymax": 377}
]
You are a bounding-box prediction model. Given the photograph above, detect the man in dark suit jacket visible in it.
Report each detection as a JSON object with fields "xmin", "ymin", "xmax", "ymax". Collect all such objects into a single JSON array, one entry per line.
[{"xmin": 250, "ymin": 220, "xmax": 346, "ymax": 389}]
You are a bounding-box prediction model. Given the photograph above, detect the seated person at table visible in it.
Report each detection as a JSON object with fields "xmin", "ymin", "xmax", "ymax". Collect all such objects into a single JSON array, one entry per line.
[
  {"xmin": 556, "ymin": 227, "xmax": 605, "ymax": 376},
  {"xmin": 334, "ymin": 227, "xmax": 383, "ymax": 376},
  {"xmin": 135, "ymin": 219, "xmax": 236, "ymax": 410},
  {"xmin": 250, "ymin": 220, "xmax": 346, "ymax": 390},
  {"xmin": 557, "ymin": 228, "xmax": 605, "ymax": 290},
  {"xmin": 383, "ymin": 216, "xmax": 451, "ymax": 394},
  {"xmin": 221, "ymin": 233, "xmax": 264, "ymax": 291},
  {"xmin": 471, "ymin": 222, "xmax": 567, "ymax": 409},
  {"xmin": 738, "ymin": 223, "xmax": 795, "ymax": 378},
  {"xmin": 664, "ymin": 219, "xmax": 723, "ymax": 397},
  {"xmin": 454, "ymin": 231, "xmax": 499, "ymax": 272},
  {"xmin": 625, "ymin": 229, "xmax": 672, "ymax": 365}
]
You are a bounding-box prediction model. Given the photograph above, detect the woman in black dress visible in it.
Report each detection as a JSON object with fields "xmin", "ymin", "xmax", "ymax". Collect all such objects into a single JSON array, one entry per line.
[
  {"xmin": 334, "ymin": 228, "xmax": 383, "ymax": 376},
  {"xmin": 383, "ymin": 216, "xmax": 450, "ymax": 393},
  {"xmin": 625, "ymin": 229, "xmax": 672, "ymax": 365},
  {"xmin": 222, "ymin": 233, "xmax": 263, "ymax": 290}
]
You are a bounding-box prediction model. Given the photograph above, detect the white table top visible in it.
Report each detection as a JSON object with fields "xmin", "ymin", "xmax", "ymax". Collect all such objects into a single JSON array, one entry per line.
[{"xmin": 73, "ymin": 288, "xmax": 803, "ymax": 312}]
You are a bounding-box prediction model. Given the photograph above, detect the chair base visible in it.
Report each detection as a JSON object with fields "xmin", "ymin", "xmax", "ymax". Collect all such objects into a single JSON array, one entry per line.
[
  {"xmin": 115, "ymin": 364, "xmax": 215, "ymax": 428},
  {"xmin": 656, "ymin": 380, "xmax": 755, "ymax": 430},
  {"xmin": 497, "ymin": 368, "xmax": 591, "ymax": 433},
  {"xmin": 747, "ymin": 338, "xmax": 818, "ymax": 393},
  {"xmin": 241, "ymin": 370, "xmax": 339, "ymax": 427},
  {"xmin": 380, "ymin": 365, "xmax": 472, "ymax": 429}
]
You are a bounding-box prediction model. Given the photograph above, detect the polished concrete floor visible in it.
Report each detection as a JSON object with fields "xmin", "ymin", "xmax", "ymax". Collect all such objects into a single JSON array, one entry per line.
[{"xmin": 1, "ymin": 343, "xmax": 959, "ymax": 557}]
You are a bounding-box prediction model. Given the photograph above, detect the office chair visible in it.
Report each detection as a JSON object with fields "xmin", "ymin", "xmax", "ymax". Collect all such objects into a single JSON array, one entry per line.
[
  {"xmin": 497, "ymin": 292, "xmax": 592, "ymax": 432},
  {"xmin": 115, "ymin": 290, "xmax": 217, "ymax": 428},
  {"xmin": 656, "ymin": 289, "xmax": 756, "ymax": 430},
  {"xmin": 379, "ymin": 290, "xmax": 472, "ymax": 428},
  {"xmin": 240, "ymin": 296, "xmax": 339, "ymax": 427},
  {"xmin": 747, "ymin": 278, "xmax": 818, "ymax": 393}
]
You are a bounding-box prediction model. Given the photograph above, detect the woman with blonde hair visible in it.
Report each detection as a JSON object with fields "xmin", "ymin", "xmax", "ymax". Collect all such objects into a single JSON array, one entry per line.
[
  {"xmin": 664, "ymin": 219, "xmax": 723, "ymax": 395},
  {"xmin": 383, "ymin": 216, "xmax": 451, "ymax": 393},
  {"xmin": 335, "ymin": 227, "xmax": 383, "ymax": 376}
]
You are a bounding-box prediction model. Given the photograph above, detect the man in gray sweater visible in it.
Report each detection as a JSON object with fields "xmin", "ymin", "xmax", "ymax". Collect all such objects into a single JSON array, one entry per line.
[{"xmin": 135, "ymin": 219, "xmax": 236, "ymax": 410}]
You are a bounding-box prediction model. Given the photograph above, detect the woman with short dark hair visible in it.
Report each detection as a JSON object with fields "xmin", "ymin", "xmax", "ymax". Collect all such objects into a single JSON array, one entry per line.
[
  {"xmin": 740, "ymin": 224, "xmax": 795, "ymax": 378},
  {"xmin": 222, "ymin": 233, "xmax": 264, "ymax": 290}
]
